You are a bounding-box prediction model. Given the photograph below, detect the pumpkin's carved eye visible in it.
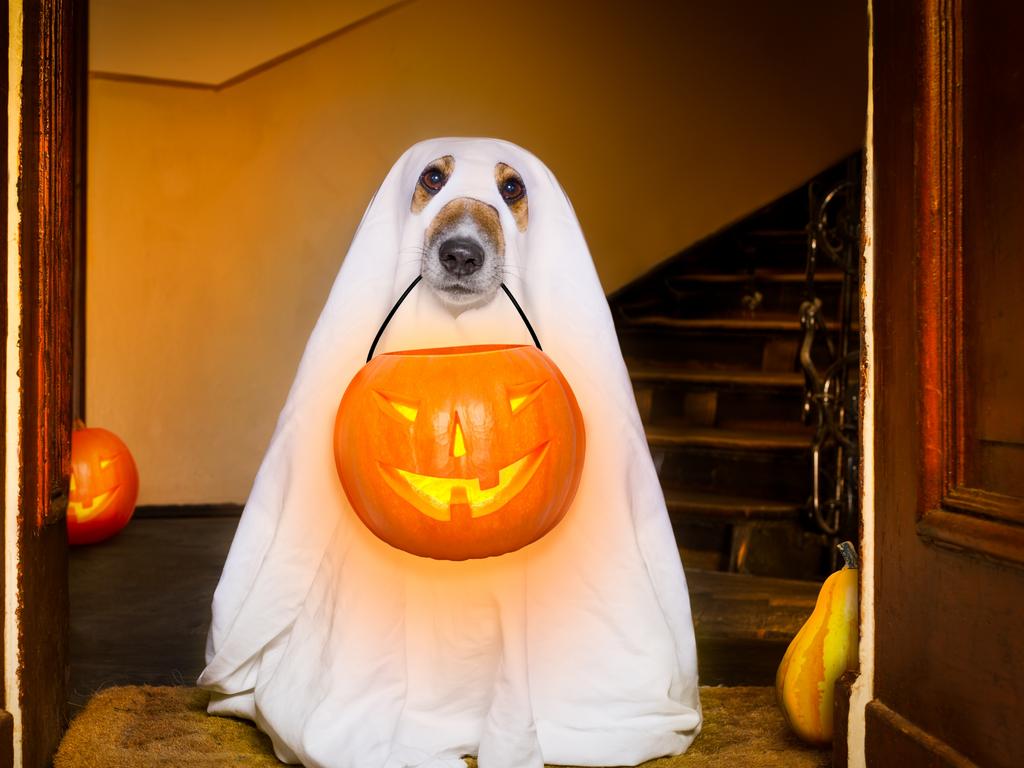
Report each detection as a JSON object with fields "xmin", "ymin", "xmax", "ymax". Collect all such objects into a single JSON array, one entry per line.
[
  {"xmin": 374, "ymin": 391, "xmax": 419, "ymax": 422},
  {"xmin": 99, "ymin": 456, "xmax": 116, "ymax": 470},
  {"xmin": 508, "ymin": 381, "xmax": 546, "ymax": 414}
]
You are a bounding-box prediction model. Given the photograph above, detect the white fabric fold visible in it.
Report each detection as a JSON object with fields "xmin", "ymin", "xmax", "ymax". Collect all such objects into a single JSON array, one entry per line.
[{"xmin": 199, "ymin": 137, "xmax": 701, "ymax": 767}]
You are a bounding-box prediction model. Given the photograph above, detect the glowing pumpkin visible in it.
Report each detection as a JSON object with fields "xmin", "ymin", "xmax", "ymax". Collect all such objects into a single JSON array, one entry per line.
[
  {"xmin": 776, "ymin": 541, "xmax": 859, "ymax": 744},
  {"xmin": 67, "ymin": 423, "xmax": 140, "ymax": 546},
  {"xmin": 334, "ymin": 344, "xmax": 585, "ymax": 560}
]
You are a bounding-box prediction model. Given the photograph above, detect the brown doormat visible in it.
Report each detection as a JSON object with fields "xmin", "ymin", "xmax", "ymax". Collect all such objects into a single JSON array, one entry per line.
[{"xmin": 55, "ymin": 686, "xmax": 829, "ymax": 767}]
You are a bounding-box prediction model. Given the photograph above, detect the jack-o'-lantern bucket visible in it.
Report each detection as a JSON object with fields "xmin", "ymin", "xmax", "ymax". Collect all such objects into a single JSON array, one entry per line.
[{"xmin": 334, "ymin": 277, "xmax": 585, "ymax": 560}]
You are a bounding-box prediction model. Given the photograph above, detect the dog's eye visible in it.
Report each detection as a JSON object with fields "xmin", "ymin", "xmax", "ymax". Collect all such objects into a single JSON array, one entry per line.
[
  {"xmin": 420, "ymin": 168, "xmax": 447, "ymax": 193},
  {"xmin": 499, "ymin": 177, "xmax": 525, "ymax": 203}
]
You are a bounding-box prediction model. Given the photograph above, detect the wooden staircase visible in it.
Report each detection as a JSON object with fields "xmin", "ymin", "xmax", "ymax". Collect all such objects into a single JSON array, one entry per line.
[{"xmin": 612, "ymin": 157, "xmax": 859, "ymax": 582}]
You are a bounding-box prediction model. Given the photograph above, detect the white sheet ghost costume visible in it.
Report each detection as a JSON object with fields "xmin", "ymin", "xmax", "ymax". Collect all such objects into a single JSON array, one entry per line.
[{"xmin": 199, "ymin": 138, "xmax": 701, "ymax": 768}]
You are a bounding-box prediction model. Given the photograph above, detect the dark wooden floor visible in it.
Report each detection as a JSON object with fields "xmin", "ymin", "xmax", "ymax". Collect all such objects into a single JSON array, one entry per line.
[
  {"xmin": 68, "ymin": 516, "xmax": 237, "ymax": 713},
  {"xmin": 69, "ymin": 514, "xmax": 819, "ymax": 714}
]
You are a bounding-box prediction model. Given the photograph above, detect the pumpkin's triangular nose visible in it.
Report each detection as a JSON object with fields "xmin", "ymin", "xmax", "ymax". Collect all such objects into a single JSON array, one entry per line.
[{"xmin": 451, "ymin": 418, "xmax": 467, "ymax": 458}]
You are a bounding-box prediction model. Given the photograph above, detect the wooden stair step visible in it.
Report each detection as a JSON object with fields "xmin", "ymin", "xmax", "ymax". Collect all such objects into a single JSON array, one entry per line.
[
  {"xmin": 658, "ymin": 446, "xmax": 810, "ymax": 504},
  {"xmin": 686, "ymin": 567, "xmax": 821, "ymax": 684},
  {"xmin": 646, "ymin": 424, "xmax": 811, "ymax": 451},
  {"xmin": 687, "ymin": 567, "xmax": 820, "ymax": 641},
  {"xmin": 629, "ymin": 364, "xmax": 804, "ymax": 388},
  {"xmin": 618, "ymin": 313, "xmax": 859, "ymax": 334},
  {"xmin": 621, "ymin": 314, "xmax": 803, "ymax": 332},
  {"xmin": 664, "ymin": 489, "xmax": 803, "ymax": 521},
  {"xmin": 632, "ymin": 372, "xmax": 808, "ymax": 446},
  {"xmin": 667, "ymin": 269, "xmax": 844, "ymax": 285},
  {"xmin": 617, "ymin": 329, "xmax": 802, "ymax": 373}
]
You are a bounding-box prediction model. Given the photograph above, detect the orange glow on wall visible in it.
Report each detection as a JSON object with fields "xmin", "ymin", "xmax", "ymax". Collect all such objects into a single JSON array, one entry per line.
[
  {"xmin": 67, "ymin": 425, "xmax": 140, "ymax": 545},
  {"xmin": 334, "ymin": 344, "xmax": 585, "ymax": 560}
]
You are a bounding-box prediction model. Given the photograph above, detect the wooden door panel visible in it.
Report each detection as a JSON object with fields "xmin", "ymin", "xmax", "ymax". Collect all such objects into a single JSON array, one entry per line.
[
  {"xmin": 908, "ymin": 0, "xmax": 1024, "ymax": 568},
  {"xmin": 871, "ymin": 0, "xmax": 1024, "ymax": 766},
  {"xmin": 961, "ymin": 0, "xmax": 1024, "ymax": 501}
]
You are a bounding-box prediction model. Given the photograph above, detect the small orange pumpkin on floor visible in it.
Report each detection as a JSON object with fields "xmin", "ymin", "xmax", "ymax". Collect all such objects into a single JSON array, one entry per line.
[
  {"xmin": 334, "ymin": 343, "xmax": 585, "ymax": 561},
  {"xmin": 67, "ymin": 421, "xmax": 140, "ymax": 546},
  {"xmin": 776, "ymin": 541, "xmax": 859, "ymax": 744}
]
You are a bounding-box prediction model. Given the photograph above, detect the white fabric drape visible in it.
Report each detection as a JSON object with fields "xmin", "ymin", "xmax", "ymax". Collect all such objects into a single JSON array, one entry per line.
[{"xmin": 199, "ymin": 138, "xmax": 701, "ymax": 768}]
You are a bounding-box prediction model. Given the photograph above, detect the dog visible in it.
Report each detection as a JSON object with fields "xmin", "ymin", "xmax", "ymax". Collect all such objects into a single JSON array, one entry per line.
[
  {"xmin": 201, "ymin": 139, "xmax": 701, "ymax": 767},
  {"xmin": 413, "ymin": 154, "xmax": 529, "ymax": 310}
]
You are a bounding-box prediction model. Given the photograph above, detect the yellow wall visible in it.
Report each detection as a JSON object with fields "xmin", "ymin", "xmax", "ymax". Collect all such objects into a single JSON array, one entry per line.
[{"xmin": 87, "ymin": 0, "xmax": 867, "ymax": 504}]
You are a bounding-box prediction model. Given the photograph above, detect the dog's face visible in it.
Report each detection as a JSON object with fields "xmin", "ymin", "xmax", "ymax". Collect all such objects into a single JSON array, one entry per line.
[{"xmin": 412, "ymin": 155, "xmax": 529, "ymax": 311}]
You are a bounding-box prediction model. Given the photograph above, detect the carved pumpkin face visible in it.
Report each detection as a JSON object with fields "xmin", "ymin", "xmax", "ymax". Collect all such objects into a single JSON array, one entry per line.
[
  {"xmin": 334, "ymin": 344, "xmax": 585, "ymax": 560},
  {"xmin": 67, "ymin": 426, "xmax": 140, "ymax": 546}
]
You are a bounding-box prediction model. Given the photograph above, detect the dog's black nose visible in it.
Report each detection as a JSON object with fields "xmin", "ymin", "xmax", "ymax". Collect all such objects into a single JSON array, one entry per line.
[{"xmin": 438, "ymin": 238, "xmax": 484, "ymax": 277}]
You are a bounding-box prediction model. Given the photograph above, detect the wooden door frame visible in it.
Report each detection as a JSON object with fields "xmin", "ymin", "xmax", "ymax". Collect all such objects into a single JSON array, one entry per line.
[
  {"xmin": 863, "ymin": 0, "xmax": 1024, "ymax": 765},
  {"xmin": 0, "ymin": 0, "xmax": 10, "ymax": 764},
  {"xmin": 4, "ymin": 0, "xmax": 85, "ymax": 766}
]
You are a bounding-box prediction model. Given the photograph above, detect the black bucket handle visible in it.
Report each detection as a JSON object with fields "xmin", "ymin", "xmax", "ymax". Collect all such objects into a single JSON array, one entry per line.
[{"xmin": 366, "ymin": 277, "xmax": 542, "ymax": 362}]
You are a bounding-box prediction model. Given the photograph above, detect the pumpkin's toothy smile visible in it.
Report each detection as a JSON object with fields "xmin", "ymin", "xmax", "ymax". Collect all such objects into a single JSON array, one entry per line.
[
  {"xmin": 68, "ymin": 487, "xmax": 119, "ymax": 523},
  {"xmin": 379, "ymin": 443, "xmax": 549, "ymax": 522}
]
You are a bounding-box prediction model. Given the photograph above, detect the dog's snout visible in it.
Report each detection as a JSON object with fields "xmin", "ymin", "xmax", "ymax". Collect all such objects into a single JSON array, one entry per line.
[
  {"xmin": 438, "ymin": 238, "xmax": 484, "ymax": 277},
  {"xmin": 421, "ymin": 198, "xmax": 504, "ymax": 310}
]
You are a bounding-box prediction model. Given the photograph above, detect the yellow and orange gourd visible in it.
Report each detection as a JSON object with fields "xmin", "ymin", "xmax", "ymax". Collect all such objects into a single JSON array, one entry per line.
[{"xmin": 775, "ymin": 541, "xmax": 860, "ymax": 744}]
